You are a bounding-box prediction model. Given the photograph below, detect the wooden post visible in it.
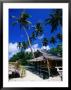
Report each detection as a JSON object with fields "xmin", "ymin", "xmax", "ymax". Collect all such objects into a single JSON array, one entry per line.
[{"xmin": 47, "ymin": 59, "xmax": 51, "ymax": 77}]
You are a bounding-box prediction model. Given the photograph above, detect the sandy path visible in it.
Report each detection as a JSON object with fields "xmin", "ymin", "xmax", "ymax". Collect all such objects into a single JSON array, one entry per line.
[{"xmin": 9, "ymin": 70, "xmax": 61, "ymax": 81}]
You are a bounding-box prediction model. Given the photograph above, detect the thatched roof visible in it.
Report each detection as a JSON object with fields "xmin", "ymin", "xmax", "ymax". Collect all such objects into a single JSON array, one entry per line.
[
  {"xmin": 28, "ymin": 54, "xmax": 62, "ymax": 62},
  {"xmin": 28, "ymin": 56, "xmax": 44, "ymax": 62},
  {"xmin": 46, "ymin": 54, "xmax": 62, "ymax": 60},
  {"xmin": 28, "ymin": 49, "xmax": 62, "ymax": 62}
]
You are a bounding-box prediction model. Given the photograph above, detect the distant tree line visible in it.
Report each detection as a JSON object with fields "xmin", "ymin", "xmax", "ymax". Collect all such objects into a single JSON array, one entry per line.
[
  {"xmin": 49, "ymin": 44, "xmax": 62, "ymax": 56},
  {"xmin": 9, "ymin": 50, "xmax": 42, "ymax": 65}
]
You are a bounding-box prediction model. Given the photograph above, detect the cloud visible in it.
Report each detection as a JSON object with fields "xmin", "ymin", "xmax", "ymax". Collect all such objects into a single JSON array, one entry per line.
[
  {"xmin": 38, "ymin": 34, "xmax": 44, "ymax": 40},
  {"xmin": 46, "ymin": 45, "xmax": 50, "ymax": 50},
  {"xmin": 41, "ymin": 45, "xmax": 50, "ymax": 50},
  {"xmin": 9, "ymin": 42, "xmax": 50, "ymax": 59},
  {"xmin": 25, "ymin": 44, "xmax": 39, "ymax": 52},
  {"xmin": 25, "ymin": 44, "xmax": 50, "ymax": 53},
  {"xmin": 9, "ymin": 42, "xmax": 19, "ymax": 59},
  {"xmin": 9, "ymin": 43, "xmax": 39, "ymax": 58}
]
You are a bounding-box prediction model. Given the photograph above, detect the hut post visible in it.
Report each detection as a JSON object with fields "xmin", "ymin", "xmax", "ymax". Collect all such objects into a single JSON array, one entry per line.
[{"xmin": 47, "ymin": 59, "xmax": 51, "ymax": 77}]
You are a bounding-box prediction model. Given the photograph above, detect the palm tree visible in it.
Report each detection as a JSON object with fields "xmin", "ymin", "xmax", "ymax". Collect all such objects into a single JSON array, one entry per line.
[
  {"xmin": 17, "ymin": 42, "xmax": 22, "ymax": 51},
  {"xmin": 57, "ymin": 33, "xmax": 62, "ymax": 41},
  {"xmin": 17, "ymin": 41, "xmax": 28, "ymax": 52},
  {"xmin": 33, "ymin": 22, "xmax": 44, "ymax": 48},
  {"xmin": 29, "ymin": 31, "xmax": 36, "ymax": 43},
  {"xmin": 31, "ymin": 22, "xmax": 44, "ymax": 51},
  {"xmin": 42, "ymin": 38, "xmax": 48, "ymax": 46},
  {"xmin": 11, "ymin": 11, "xmax": 35, "ymax": 59},
  {"xmin": 21, "ymin": 41, "xmax": 28, "ymax": 50},
  {"xmin": 45, "ymin": 9, "xmax": 62, "ymax": 32},
  {"xmin": 41, "ymin": 38, "xmax": 51, "ymax": 77},
  {"xmin": 50, "ymin": 36, "xmax": 56, "ymax": 45},
  {"xmin": 35, "ymin": 22, "xmax": 43, "ymax": 37}
]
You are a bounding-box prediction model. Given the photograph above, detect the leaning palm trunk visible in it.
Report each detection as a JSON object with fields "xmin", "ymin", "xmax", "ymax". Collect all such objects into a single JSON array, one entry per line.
[
  {"xmin": 24, "ymin": 28, "xmax": 38, "ymax": 71},
  {"xmin": 23, "ymin": 27, "xmax": 35, "ymax": 59},
  {"xmin": 47, "ymin": 60, "xmax": 51, "ymax": 77}
]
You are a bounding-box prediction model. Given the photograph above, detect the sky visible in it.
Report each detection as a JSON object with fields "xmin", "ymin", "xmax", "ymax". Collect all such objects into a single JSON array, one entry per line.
[{"xmin": 9, "ymin": 9, "xmax": 62, "ymax": 58}]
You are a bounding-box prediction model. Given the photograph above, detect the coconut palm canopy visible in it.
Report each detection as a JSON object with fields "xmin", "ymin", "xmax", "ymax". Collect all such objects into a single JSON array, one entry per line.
[{"xmin": 9, "ymin": 9, "xmax": 62, "ymax": 59}]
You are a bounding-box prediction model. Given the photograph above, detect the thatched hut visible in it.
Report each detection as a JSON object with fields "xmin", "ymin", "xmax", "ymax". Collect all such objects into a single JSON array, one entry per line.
[{"xmin": 28, "ymin": 51, "xmax": 62, "ymax": 78}]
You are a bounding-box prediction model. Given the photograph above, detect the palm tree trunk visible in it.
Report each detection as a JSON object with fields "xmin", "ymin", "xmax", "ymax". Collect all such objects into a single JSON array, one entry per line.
[
  {"xmin": 23, "ymin": 27, "xmax": 35, "ymax": 59},
  {"xmin": 47, "ymin": 60, "xmax": 51, "ymax": 77}
]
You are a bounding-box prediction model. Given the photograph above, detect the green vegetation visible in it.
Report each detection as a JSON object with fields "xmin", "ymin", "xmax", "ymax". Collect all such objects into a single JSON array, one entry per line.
[
  {"xmin": 9, "ymin": 52, "xmax": 33, "ymax": 65},
  {"xmin": 49, "ymin": 44, "xmax": 62, "ymax": 56},
  {"xmin": 9, "ymin": 50, "xmax": 42, "ymax": 65},
  {"xmin": 45, "ymin": 9, "xmax": 62, "ymax": 32},
  {"xmin": 17, "ymin": 41, "xmax": 28, "ymax": 52}
]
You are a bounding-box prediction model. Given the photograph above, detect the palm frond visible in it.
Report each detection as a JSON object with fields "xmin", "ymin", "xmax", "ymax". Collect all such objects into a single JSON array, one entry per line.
[
  {"xmin": 42, "ymin": 38, "xmax": 48, "ymax": 46},
  {"xmin": 12, "ymin": 21, "xmax": 18, "ymax": 26},
  {"xmin": 35, "ymin": 22, "xmax": 43, "ymax": 37},
  {"xmin": 20, "ymin": 12, "xmax": 31, "ymax": 20},
  {"xmin": 11, "ymin": 15, "xmax": 18, "ymax": 20},
  {"xmin": 45, "ymin": 9, "xmax": 62, "ymax": 33},
  {"xmin": 50, "ymin": 36, "xmax": 56, "ymax": 44},
  {"xmin": 57, "ymin": 33, "xmax": 62, "ymax": 41}
]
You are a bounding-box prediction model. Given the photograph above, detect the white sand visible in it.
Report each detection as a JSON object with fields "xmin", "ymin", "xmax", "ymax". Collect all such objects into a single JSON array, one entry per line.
[{"xmin": 9, "ymin": 70, "xmax": 61, "ymax": 81}]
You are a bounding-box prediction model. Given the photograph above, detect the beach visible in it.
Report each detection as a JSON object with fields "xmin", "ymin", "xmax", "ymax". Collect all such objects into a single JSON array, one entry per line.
[{"xmin": 9, "ymin": 70, "xmax": 61, "ymax": 81}]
